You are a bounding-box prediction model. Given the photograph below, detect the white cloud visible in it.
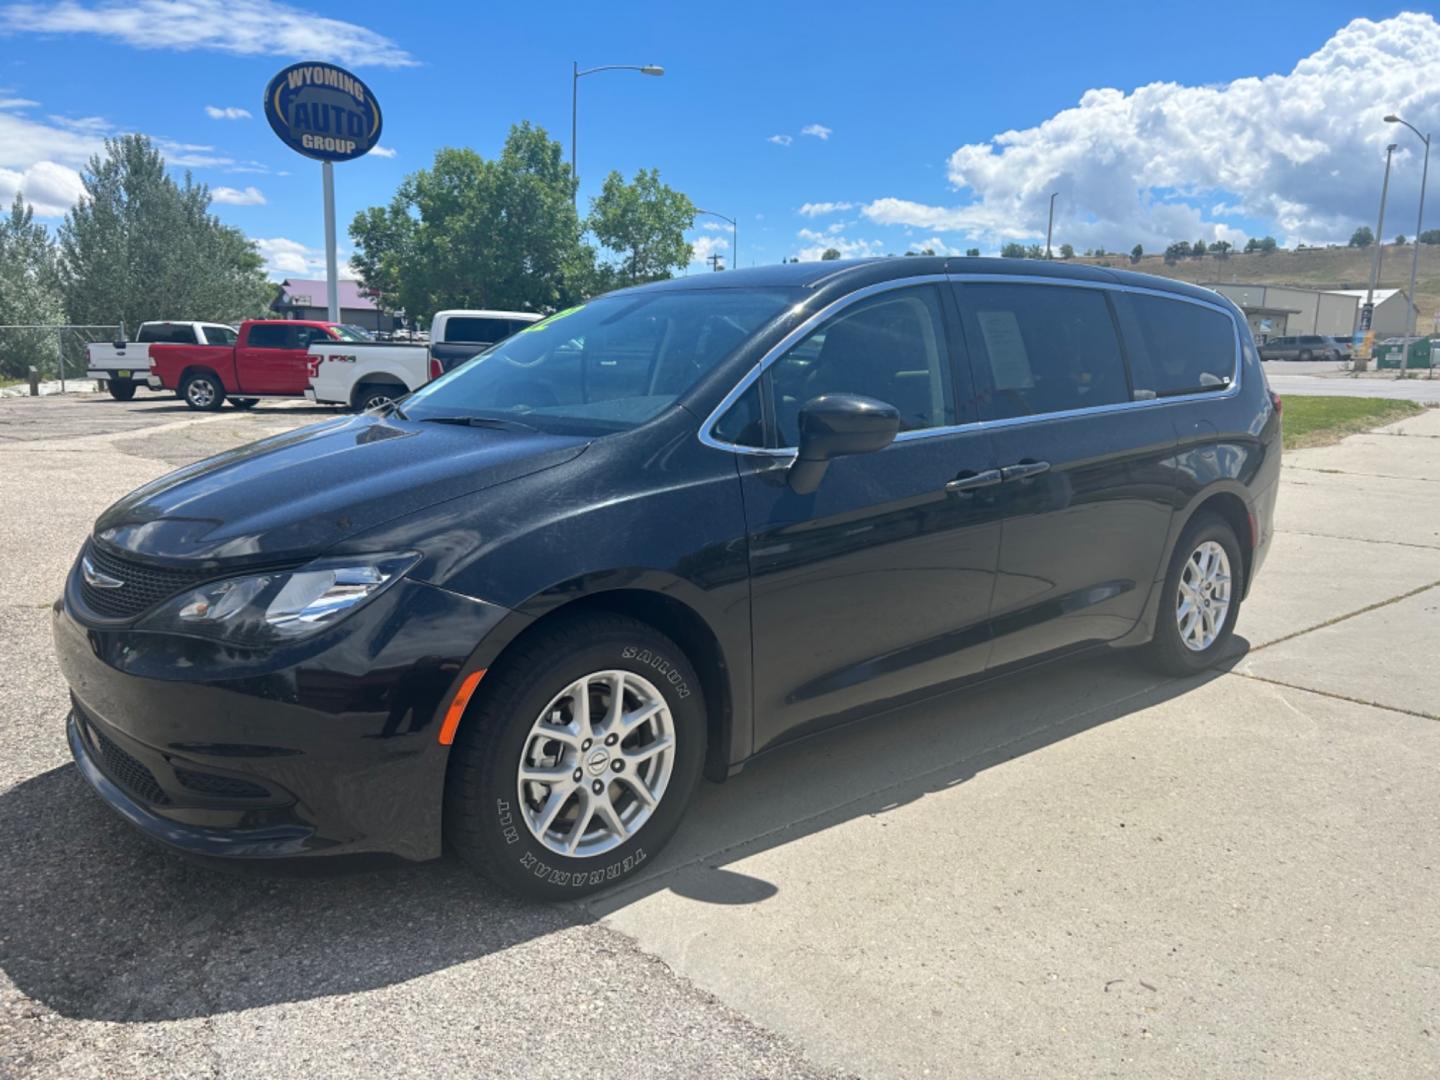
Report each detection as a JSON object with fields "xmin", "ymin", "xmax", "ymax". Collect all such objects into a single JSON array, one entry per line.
[
  {"xmin": 767, "ymin": 134, "xmax": 793, "ymax": 146},
  {"xmin": 205, "ymin": 106, "xmax": 251, "ymax": 120},
  {"xmin": 800, "ymin": 123, "xmax": 832, "ymax": 140},
  {"xmin": 797, "ymin": 201, "xmax": 854, "ymax": 217},
  {"xmin": 690, "ymin": 234, "xmax": 729, "ymax": 266},
  {"xmin": 0, "ymin": 0, "xmax": 417, "ymax": 68},
  {"xmin": 212, "ymin": 184, "xmax": 265, "ymax": 206},
  {"xmin": 794, "ymin": 228, "xmax": 883, "ymax": 262},
  {"xmin": 861, "ymin": 12, "xmax": 1440, "ymax": 250},
  {"xmin": 368, "ymin": 144, "xmax": 397, "ymax": 158},
  {"xmin": 251, "ymin": 236, "xmax": 358, "ymax": 280},
  {"xmin": 0, "ymin": 97, "xmax": 100, "ymax": 215},
  {"xmin": 0, "ymin": 159, "xmax": 84, "ymax": 216},
  {"xmin": 699, "ymin": 221, "xmax": 731, "ymax": 232}
]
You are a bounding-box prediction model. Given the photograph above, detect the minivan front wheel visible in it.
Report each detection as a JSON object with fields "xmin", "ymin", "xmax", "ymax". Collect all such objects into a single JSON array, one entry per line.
[
  {"xmin": 445, "ymin": 614, "xmax": 705, "ymax": 899},
  {"xmin": 1143, "ymin": 514, "xmax": 1242, "ymax": 676}
]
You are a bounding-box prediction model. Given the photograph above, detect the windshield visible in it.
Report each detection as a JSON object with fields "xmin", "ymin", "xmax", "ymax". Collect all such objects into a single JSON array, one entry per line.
[{"xmin": 403, "ymin": 287, "xmax": 800, "ymax": 434}]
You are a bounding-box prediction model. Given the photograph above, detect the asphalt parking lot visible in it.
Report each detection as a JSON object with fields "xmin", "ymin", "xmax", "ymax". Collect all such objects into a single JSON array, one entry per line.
[{"xmin": 2, "ymin": 392, "xmax": 1437, "ymax": 1078}]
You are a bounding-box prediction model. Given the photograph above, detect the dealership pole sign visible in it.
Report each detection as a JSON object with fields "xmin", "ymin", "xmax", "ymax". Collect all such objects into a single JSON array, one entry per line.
[{"xmin": 263, "ymin": 61, "xmax": 384, "ymax": 320}]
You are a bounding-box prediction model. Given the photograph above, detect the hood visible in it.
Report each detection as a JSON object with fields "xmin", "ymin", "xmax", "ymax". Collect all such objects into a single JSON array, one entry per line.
[{"xmin": 94, "ymin": 414, "xmax": 588, "ymax": 566}]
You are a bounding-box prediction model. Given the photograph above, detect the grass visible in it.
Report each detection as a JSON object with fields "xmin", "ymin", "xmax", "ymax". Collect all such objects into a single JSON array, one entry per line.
[{"xmin": 1281, "ymin": 394, "xmax": 1425, "ymax": 449}]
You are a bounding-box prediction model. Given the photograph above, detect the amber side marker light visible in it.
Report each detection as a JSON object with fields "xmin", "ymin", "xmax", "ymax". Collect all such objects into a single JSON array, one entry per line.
[{"xmin": 438, "ymin": 669, "xmax": 487, "ymax": 745}]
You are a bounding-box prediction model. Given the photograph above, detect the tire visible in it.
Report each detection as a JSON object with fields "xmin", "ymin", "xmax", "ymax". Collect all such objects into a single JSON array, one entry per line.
[
  {"xmin": 445, "ymin": 614, "xmax": 706, "ymax": 900},
  {"xmin": 353, "ymin": 382, "xmax": 404, "ymax": 413},
  {"xmin": 1142, "ymin": 513, "xmax": 1243, "ymax": 677},
  {"xmin": 181, "ymin": 372, "xmax": 225, "ymax": 411},
  {"xmin": 229, "ymin": 397, "xmax": 259, "ymax": 409},
  {"xmin": 107, "ymin": 379, "xmax": 136, "ymax": 402}
]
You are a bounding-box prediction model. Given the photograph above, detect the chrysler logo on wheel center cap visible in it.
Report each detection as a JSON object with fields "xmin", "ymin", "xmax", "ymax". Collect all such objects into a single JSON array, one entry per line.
[{"xmin": 585, "ymin": 750, "xmax": 610, "ymax": 776}]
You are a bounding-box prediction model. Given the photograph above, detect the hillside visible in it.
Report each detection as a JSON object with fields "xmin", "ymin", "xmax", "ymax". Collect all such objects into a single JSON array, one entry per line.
[{"xmin": 1070, "ymin": 243, "xmax": 1440, "ymax": 334}]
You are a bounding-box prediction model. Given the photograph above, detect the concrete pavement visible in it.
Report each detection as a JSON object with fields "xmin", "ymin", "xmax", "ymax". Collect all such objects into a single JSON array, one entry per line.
[
  {"xmin": 2, "ymin": 392, "xmax": 1437, "ymax": 1078},
  {"xmin": 1262, "ymin": 359, "xmax": 1440, "ymax": 404}
]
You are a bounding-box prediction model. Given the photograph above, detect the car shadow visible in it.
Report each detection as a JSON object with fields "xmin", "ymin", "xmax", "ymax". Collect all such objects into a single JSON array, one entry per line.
[{"xmin": 0, "ymin": 641, "xmax": 1246, "ymax": 1022}]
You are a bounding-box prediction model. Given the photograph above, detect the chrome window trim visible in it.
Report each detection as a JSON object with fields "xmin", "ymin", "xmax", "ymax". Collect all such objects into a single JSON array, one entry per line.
[{"xmin": 697, "ymin": 271, "xmax": 1245, "ymax": 455}]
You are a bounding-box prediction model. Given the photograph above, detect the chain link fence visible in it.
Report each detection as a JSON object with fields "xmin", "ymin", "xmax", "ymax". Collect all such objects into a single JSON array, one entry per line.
[{"xmin": 0, "ymin": 325, "xmax": 121, "ymax": 392}]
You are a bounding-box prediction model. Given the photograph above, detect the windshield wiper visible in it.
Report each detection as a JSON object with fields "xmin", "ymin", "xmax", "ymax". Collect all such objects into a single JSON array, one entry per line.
[{"xmin": 413, "ymin": 414, "xmax": 538, "ymax": 433}]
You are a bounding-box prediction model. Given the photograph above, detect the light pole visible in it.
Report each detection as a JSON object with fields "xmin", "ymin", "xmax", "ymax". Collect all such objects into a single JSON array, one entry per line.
[
  {"xmin": 1045, "ymin": 192, "xmax": 1058, "ymax": 259},
  {"xmin": 571, "ymin": 62, "xmax": 664, "ymax": 210},
  {"xmin": 697, "ymin": 209, "xmax": 737, "ymax": 271},
  {"xmin": 1386, "ymin": 113, "xmax": 1431, "ymax": 375},
  {"xmin": 1358, "ymin": 143, "xmax": 1399, "ymax": 368}
]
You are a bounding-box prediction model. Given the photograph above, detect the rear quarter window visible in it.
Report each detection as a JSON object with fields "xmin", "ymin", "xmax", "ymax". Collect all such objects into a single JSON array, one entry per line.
[{"xmin": 1116, "ymin": 293, "xmax": 1236, "ymax": 398}]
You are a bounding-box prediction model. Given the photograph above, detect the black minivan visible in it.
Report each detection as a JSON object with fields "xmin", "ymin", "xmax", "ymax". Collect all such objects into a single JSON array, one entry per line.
[{"xmin": 54, "ymin": 258, "xmax": 1281, "ymax": 898}]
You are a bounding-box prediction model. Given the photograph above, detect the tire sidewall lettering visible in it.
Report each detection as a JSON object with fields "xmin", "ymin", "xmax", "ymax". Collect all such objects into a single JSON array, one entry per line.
[{"xmin": 620, "ymin": 645, "xmax": 691, "ymax": 699}]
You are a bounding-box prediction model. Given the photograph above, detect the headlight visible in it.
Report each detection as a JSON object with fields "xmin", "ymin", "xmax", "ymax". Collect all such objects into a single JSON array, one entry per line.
[{"xmin": 137, "ymin": 552, "xmax": 420, "ymax": 644}]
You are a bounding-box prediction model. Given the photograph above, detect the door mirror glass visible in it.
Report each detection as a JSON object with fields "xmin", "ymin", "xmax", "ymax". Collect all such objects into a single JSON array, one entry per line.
[{"xmin": 789, "ymin": 393, "xmax": 900, "ymax": 494}]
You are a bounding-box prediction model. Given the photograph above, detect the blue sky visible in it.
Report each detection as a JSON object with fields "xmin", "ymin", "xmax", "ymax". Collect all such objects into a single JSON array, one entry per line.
[{"xmin": 1, "ymin": 1, "xmax": 1436, "ymax": 279}]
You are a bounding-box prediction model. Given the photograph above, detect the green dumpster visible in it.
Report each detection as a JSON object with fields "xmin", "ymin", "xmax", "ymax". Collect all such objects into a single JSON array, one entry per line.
[{"xmin": 1375, "ymin": 337, "xmax": 1433, "ymax": 369}]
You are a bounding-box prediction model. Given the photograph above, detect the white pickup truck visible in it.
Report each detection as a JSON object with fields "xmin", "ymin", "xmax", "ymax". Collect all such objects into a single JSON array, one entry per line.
[
  {"xmin": 306, "ymin": 308, "xmax": 542, "ymax": 411},
  {"xmin": 85, "ymin": 321, "xmax": 238, "ymax": 400}
]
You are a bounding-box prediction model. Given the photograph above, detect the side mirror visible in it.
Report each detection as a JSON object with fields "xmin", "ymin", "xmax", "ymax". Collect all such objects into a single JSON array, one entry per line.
[{"xmin": 788, "ymin": 393, "xmax": 900, "ymax": 494}]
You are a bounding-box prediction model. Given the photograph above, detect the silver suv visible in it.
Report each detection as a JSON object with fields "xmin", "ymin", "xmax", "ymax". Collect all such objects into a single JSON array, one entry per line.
[{"xmin": 1259, "ymin": 334, "xmax": 1349, "ymax": 361}]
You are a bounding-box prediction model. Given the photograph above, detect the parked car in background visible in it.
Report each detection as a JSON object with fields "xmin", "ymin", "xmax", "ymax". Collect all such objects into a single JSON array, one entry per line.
[
  {"xmin": 54, "ymin": 257, "xmax": 1281, "ymax": 900},
  {"xmin": 86, "ymin": 322, "xmax": 237, "ymax": 400},
  {"xmin": 145, "ymin": 319, "xmax": 354, "ymax": 409},
  {"xmin": 1258, "ymin": 334, "xmax": 1348, "ymax": 361},
  {"xmin": 307, "ymin": 336, "xmax": 443, "ymax": 412},
  {"xmin": 430, "ymin": 309, "xmax": 542, "ymax": 372}
]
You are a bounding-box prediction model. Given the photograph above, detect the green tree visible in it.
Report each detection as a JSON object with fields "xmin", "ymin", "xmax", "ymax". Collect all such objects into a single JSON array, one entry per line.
[
  {"xmin": 1349, "ymin": 226, "xmax": 1373, "ymax": 249},
  {"xmin": 1395, "ymin": 234, "xmax": 1407, "ymax": 246},
  {"xmin": 1164, "ymin": 241, "xmax": 1191, "ymax": 264},
  {"xmin": 1212, "ymin": 240, "xmax": 1231, "ymax": 259},
  {"xmin": 1258, "ymin": 235, "xmax": 1278, "ymax": 254},
  {"xmin": 60, "ymin": 134, "xmax": 270, "ymax": 333},
  {"xmin": 965, "ymin": 247, "xmax": 980, "ymax": 257},
  {"xmin": 1420, "ymin": 228, "xmax": 1440, "ymax": 245},
  {"xmin": 1000, "ymin": 242, "xmax": 1025, "ymax": 258},
  {"xmin": 820, "ymin": 248, "xmax": 842, "ymax": 261},
  {"xmin": 1130, "ymin": 244, "xmax": 1143, "ymax": 263},
  {"xmin": 588, "ymin": 167, "xmax": 695, "ymax": 286},
  {"xmin": 350, "ymin": 123, "xmax": 592, "ymax": 321},
  {"xmin": 1192, "ymin": 238, "xmax": 1207, "ymax": 258},
  {"xmin": 1059, "ymin": 243, "xmax": 1074, "ymax": 259},
  {"xmin": 0, "ymin": 193, "xmax": 65, "ymax": 379},
  {"xmin": 1024, "ymin": 243, "xmax": 1045, "ymax": 259},
  {"xmin": 1094, "ymin": 246, "xmax": 1107, "ymax": 257}
]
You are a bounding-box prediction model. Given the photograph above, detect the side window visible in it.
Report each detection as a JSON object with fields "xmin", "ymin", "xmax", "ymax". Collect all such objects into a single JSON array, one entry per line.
[
  {"xmin": 204, "ymin": 326, "xmax": 237, "ymax": 346},
  {"xmin": 290, "ymin": 326, "xmax": 329, "ymax": 349},
  {"xmin": 768, "ymin": 285, "xmax": 955, "ymax": 446},
  {"xmin": 711, "ymin": 380, "xmax": 765, "ymax": 448},
  {"xmin": 245, "ymin": 324, "xmax": 287, "ymax": 349},
  {"xmin": 446, "ymin": 317, "xmax": 510, "ymax": 343},
  {"xmin": 1117, "ymin": 293, "xmax": 1236, "ymax": 398},
  {"xmin": 953, "ymin": 283, "xmax": 1128, "ymax": 420}
]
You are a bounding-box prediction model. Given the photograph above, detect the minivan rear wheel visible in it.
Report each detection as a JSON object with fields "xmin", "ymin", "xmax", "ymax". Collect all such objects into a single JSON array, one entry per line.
[
  {"xmin": 1142, "ymin": 514, "xmax": 1242, "ymax": 677},
  {"xmin": 444, "ymin": 614, "xmax": 706, "ymax": 899}
]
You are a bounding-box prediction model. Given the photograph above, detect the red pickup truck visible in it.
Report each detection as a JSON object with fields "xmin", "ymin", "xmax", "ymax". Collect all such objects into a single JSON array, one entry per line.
[{"xmin": 145, "ymin": 319, "xmax": 356, "ymax": 410}]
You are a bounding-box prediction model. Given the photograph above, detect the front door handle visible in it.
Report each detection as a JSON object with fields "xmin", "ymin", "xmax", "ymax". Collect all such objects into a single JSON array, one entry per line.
[
  {"xmin": 1001, "ymin": 460, "xmax": 1051, "ymax": 482},
  {"xmin": 945, "ymin": 468, "xmax": 1004, "ymax": 494}
]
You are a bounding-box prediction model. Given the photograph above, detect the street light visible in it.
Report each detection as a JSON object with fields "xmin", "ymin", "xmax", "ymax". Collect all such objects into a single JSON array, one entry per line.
[
  {"xmin": 571, "ymin": 62, "xmax": 665, "ymax": 209},
  {"xmin": 697, "ymin": 209, "xmax": 737, "ymax": 271},
  {"xmin": 1045, "ymin": 192, "xmax": 1058, "ymax": 259},
  {"xmin": 1386, "ymin": 113, "xmax": 1431, "ymax": 375},
  {"xmin": 1357, "ymin": 143, "xmax": 1399, "ymax": 369}
]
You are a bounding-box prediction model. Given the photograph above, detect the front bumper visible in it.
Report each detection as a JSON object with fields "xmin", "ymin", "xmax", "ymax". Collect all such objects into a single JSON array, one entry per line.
[{"xmin": 54, "ymin": 575, "xmax": 510, "ymax": 862}]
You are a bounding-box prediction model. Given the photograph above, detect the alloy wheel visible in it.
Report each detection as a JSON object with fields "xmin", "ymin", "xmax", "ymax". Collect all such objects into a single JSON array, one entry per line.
[
  {"xmin": 517, "ymin": 670, "xmax": 675, "ymax": 857},
  {"xmin": 187, "ymin": 378, "xmax": 216, "ymax": 408},
  {"xmin": 1176, "ymin": 540, "xmax": 1231, "ymax": 652}
]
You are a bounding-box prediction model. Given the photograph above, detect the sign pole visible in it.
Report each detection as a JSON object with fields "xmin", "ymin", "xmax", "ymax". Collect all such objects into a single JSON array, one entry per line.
[{"xmin": 322, "ymin": 160, "xmax": 339, "ymax": 323}]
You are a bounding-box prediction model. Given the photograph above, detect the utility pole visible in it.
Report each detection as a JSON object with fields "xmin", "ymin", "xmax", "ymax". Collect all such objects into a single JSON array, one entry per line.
[
  {"xmin": 1358, "ymin": 144, "xmax": 1398, "ymax": 369},
  {"xmin": 1045, "ymin": 192, "xmax": 1058, "ymax": 259},
  {"xmin": 1386, "ymin": 113, "xmax": 1431, "ymax": 377},
  {"xmin": 707, "ymin": 252, "xmax": 725, "ymax": 272}
]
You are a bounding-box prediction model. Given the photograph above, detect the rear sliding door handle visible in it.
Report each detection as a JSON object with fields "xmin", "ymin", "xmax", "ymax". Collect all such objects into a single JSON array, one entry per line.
[
  {"xmin": 1000, "ymin": 460, "xmax": 1051, "ymax": 482},
  {"xmin": 945, "ymin": 469, "xmax": 1004, "ymax": 494}
]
